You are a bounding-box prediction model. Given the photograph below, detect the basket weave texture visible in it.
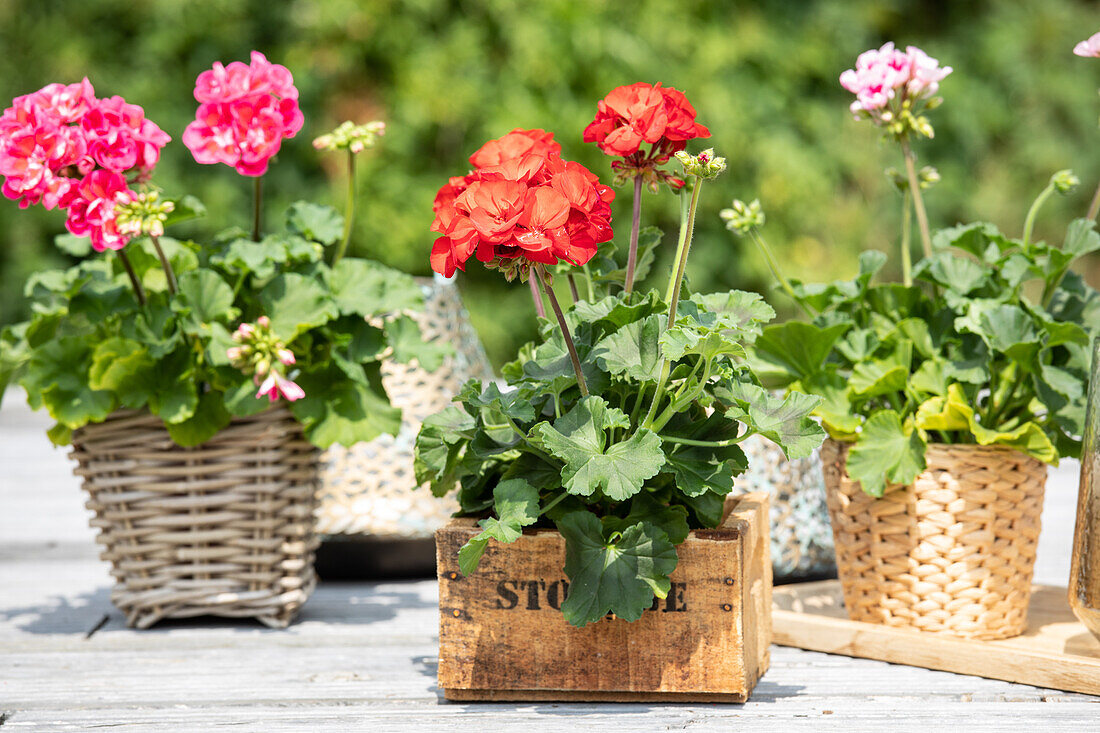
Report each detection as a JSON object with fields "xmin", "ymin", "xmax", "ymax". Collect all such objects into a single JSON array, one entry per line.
[
  {"xmin": 317, "ymin": 276, "xmax": 494, "ymax": 538},
  {"xmin": 820, "ymin": 439, "xmax": 1046, "ymax": 640},
  {"xmin": 70, "ymin": 407, "xmax": 320, "ymax": 629}
]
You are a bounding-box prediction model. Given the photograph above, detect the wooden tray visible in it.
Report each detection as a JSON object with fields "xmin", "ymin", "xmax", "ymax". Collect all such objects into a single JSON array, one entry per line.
[{"xmin": 773, "ymin": 580, "xmax": 1100, "ymax": 696}]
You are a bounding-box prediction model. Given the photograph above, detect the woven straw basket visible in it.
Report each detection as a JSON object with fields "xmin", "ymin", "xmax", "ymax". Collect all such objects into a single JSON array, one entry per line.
[
  {"xmin": 820, "ymin": 439, "xmax": 1046, "ymax": 640},
  {"xmin": 70, "ymin": 407, "xmax": 320, "ymax": 629},
  {"xmin": 317, "ymin": 275, "xmax": 493, "ymax": 538}
]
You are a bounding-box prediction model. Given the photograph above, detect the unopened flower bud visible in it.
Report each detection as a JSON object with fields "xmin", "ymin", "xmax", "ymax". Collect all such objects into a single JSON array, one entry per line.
[
  {"xmin": 675, "ymin": 148, "xmax": 727, "ymax": 179},
  {"xmin": 720, "ymin": 198, "xmax": 765, "ymax": 236},
  {"xmin": 257, "ymin": 315, "xmax": 270, "ymax": 329},
  {"xmin": 313, "ymin": 120, "xmax": 386, "ymax": 153},
  {"xmin": 1051, "ymin": 169, "xmax": 1080, "ymax": 195},
  {"xmin": 276, "ymin": 348, "xmax": 295, "ymax": 366}
]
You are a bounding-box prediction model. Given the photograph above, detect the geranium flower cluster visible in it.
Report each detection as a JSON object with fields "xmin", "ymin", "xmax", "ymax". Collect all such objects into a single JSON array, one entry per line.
[
  {"xmin": 1074, "ymin": 32, "xmax": 1100, "ymax": 58},
  {"xmin": 429, "ymin": 129, "xmax": 615, "ymax": 279},
  {"xmin": 0, "ymin": 79, "xmax": 171, "ymax": 251},
  {"xmin": 227, "ymin": 316, "xmax": 305, "ymax": 403},
  {"xmin": 183, "ymin": 52, "xmax": 303, "ymax": 177},
  {"xmin": 583, "ymin": 82, "xmax": 709, "ymax": 187},
  {"xmin": 839, "ymin": 43, "xmax": 952, "ymax": 134}
]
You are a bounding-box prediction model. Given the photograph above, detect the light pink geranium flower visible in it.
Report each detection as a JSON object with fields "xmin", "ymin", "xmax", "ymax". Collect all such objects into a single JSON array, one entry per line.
[
  {"xmin": 1075, "ymin": 32, "xmax": 1100, "ymax": 58},
  {"xmin": 183, "ymin": 51, "xmax": 303, "ymax": 177},
  {"xmin": 839, "ymin": 42, "xmax": 951, "ymax": 123},
  {"xmin": 256, "ymin": 370, "xmax": 306, "ymax": 402}
]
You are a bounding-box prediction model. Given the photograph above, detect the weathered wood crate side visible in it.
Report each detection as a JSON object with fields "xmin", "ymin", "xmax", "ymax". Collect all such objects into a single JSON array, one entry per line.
[{"xmin": 436, "ymin": 493, "xmax": 771, "ymax": 702}]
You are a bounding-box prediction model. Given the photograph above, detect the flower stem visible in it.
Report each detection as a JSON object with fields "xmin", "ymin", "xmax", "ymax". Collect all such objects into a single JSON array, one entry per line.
[
  {"xmin": 536, "ymin": 265, "xmax": 588, "ymax": 398},
  {"xmin": 750, "ymin": 230, "xmax": 811, "ymax": 316},
  {"xmin": 659, "ymin": 430, "xmax": 755, "ymax": 448},
  {"xmin": 623, "ymin": 174, "xmax": 643, "ymax": 294},
  {"xmin": 528, "ymin": 274, "xmax": 546, "ymax": 318},
  {"xmin": 900, "ymin": 137, "xmax": 932, "ymax": 258},
  {"xmin": 567, "ymin": 273, "xmax": 580, "ymax": 304},
  {"xmin": 1022, "ymin": 181, "xmax": 1055, "ymax": 247},
  {"xmin": 117, "ymin": 250, "xmax": 146, "ymax": 306},
  {"xmin": 665, "ymin": 177, "xmax": 703, "ymax": 328},
  {"xmin": 150, "ymin": 235, "xmax": 178, "ymax": 295},
  {"xmin": 332, "ymin": 150, "xmax": 356, "ymax": 265},
  {"xmin": 900, "ymin": 190, "xmax": 913, "ymax": 287},
  {"xmin": 252, "ymin": 176, "xmax": 263, "ymax": 242},
  {"xmin": 582, "ymin": 263, "xmax": 595, "ymax": 300},
  {"xmin": 1088, "ymin": 180, "xmax": 1100, "ymax": 221}
]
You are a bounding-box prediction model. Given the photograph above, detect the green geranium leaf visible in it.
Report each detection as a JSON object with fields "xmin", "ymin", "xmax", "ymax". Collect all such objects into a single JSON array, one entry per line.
[
  {"xmin": 175, "ymin": 269, "xmax": 237, "ymax": 327},
  {"xmin": 663, "ymin": 441, "xmax": 747, "ymax": 497},
  {"xmin": 414, "ymin": 405, "xmax": 477, "ymax": 493},
  {"xmin": 557, "ymin": 510, "xmax": 678, "ymax": 627},
  {"xmin": 932, "ymin": 221, "xmax": 1015, "ymax": 258},
  {"xmin": 165, "ymin": 391, "xmax": 231, "ymax": 447},
  {"xmin": 328, "ymin": 258, "xmax": 422, "ymax": 318},
  {"xmin": 384, "ymin": 315, "xmax": 451, "ymax": 371},
  {"xmin": 222, "ymin": 378, "xmax": 271, "ymax": 417},
  {"xmin": 715, "ymin": 381, "xmax": 824, "ymax": 460},
  {"xmin": 979, "ymin": 304, "xmax": 1041, "ymax": 367},
  {"xmin": 846, "ymin": 410, "xmax": 926, "ymax": 497},
  {"xmin": 530, "ymin": 396, "xmax": 664, "ymax": 501},
  {"xmin": 1061, "ymin": 218, "xmax": 1100, "ymax": 259},
  {"xmin": 850, "ymin": 355, "xmax": 909, "ymax": 399},
  {"xmin": 163, "ymin": 195, "xmax": 207, "ymax": 228},
  {"xmin": 914, "ymin": 383, "xmax": 973, "ymax": 432},
  {"xmin": 457, "ymin": 478, "xmax": 540, "ymax": 576},
  {"xmin": 260, "ymin": 272, "xmax": 339, "ymax": 340},
  {"xmin": 753, "ymin": 321, "xmax": 850, "ymax": 381},
  {"xmin": 605, "ymin": 492, "xmax": 691, "ymax": 545},
  {"xmin": 592, "ymin": 314, "xmax": 663, "ymax": 381},
  {"xmin": 688, "ymin": 289, "xmax": 775, "ymax": 337},
  {"xmin": 795, "ymin": 370, "xmax": 861, "ymax": 438},
  {"xmin": 21, "ymin": 337, "xmax": 114, "ymax": 430},
  {"xmin": 147, "ymin": 347, "xmax": 198, "ymax": 424},
  {"xmin": 455, "ymin": 380, "xmax": 536, "ymax": 423},
  {"xmin": 287, "ymin": 201, "xmax": 345, "ymax": 245},
  {"xmin": 54, "ymin": 233, "xmax": 92, "ymax": 257},
  {"xmin": 88, "ymin": 337, "xmax": 154, "ymax": 409},
  {"xmin": 290, "ymin": 365, "xmax": 401, "ymax": 448},
  {"xmin": 918, "ymin": 252, "xmax": 989, "ymax": 294}
]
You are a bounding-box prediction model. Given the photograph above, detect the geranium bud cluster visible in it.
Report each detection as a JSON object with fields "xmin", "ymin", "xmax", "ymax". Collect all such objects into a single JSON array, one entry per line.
[
  {"xmin": 313, "ymin": 120, "xmax": 385, "ymax": 154},
  {"xmin": 227, "ymin": 316, "xmax": 305, "ymax": 402},
  {"xmin": 839, "ymin": 43, "xmax": 951, "ymax": 139},
  {"xmin": 720, "ymin": 199, "xmax": 765, "ymax": 236},
  {"xmin": 0, "ymin": 79, "xmax": 171, "ymax": 251},
  {"xmin": 182, "ymin": 52, "xmax": 303, "ymax": 177},
  {"xmin": 675, "ymin": 148, "xmax": 726, "ymax": 180},
  {"xmin": 584, "ymin": 82, "xmax": 709, "ymax": 190},
  {"xmin": 114, "ymin": 189, "xmax": 175, "ymax": 238},
  {"xmin": 885, "ymin": 165, "xmax": 940, "ymax": 193},
  {"xmin": 1051, "ymin": 169, "xmax": 1080, "ymax": 195},
  {"xmin": 430, "ymin": 128, "xmax": 614, "ymax": 280}
]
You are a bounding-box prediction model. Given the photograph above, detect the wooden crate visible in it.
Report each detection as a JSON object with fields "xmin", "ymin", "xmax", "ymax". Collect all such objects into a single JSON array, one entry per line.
[
  {"xmin": 436, "ymin": 493, "xmax": 771, "ymax": 702},
  {"xmin": 773, "ymin": 580, "xmax": 1100, "ymax": 696}
]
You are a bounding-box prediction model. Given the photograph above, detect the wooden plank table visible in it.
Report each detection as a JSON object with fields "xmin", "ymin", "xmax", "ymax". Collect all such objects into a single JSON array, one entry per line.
[{"xmin": 1, "ymin": 391, "xmax": 1098, "ymax": 731}]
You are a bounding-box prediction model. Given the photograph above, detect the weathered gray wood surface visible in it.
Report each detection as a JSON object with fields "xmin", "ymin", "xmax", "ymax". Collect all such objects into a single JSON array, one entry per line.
[{"xmin": 1, "ymin": 390, "xmax": 1097, "ymax": 731}]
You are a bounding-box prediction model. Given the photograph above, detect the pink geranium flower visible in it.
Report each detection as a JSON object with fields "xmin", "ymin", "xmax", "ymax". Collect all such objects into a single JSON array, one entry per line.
[
  {"xmin": 64, "ymin": 169, "xmax": 136, "ymax": 252},
  {"xmin": 183, "ymin": 51, "xmax": 303, "ymax": 177},
  {"xmin": 1075, "ymin": 32, "xmax": 1100, "ymax": 58},
  {"xmin": 256, "ymin": 370, "xmax": 306, "ymax": 402},
  {"xmin": 839, "ymin": 43, "xmax": 951, "ymax": 123}
]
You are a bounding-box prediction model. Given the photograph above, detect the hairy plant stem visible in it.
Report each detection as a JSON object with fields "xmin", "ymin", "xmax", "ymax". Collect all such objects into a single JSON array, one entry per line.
[
  {"xmin": 252, "ymin": 176, "xmax": 263, "ymax": 242},
  {"xmin": 332, "ymin": 150, "xmax": 356, "ymax": 265},
  {"xmin": 536, "ymin": 265, "xmax": 588, "ymax": 397},
  {"xmin": 566, "ymin": 273, "xmax": 580, "ymax": 304},
  {"xmin": 900, "ymin": 137, "xmax": 932, "ymax": 259},
  {"xmin": 149, "ymin": 235, "xmax": 178, "ymax": 295},
  {"xmin": 623, "ymin": 174, "xmax": 644, "ymax": 294},
  {"xmin": 750, "ymin": 230, "xmax": 811, "ymax": 316},
  {"xmin": 117, "ymin": 250, "xmax": 146, "ymax": 306},
  {"xmin": 540, "ymin": 491, "xmax": 569, "ymax": 515},
  {"xmin": 528, "ymin": 274, "xmax": 546, "ymax": 318},
  {"xmin": 644, "ymin": 178, "xmax": 703, "ymax": 430},
  {"xmin": 1022, "ymin": 181, "xmax": 1055, "ymax": 247},
  {"xmin": 1088, "ymin": 180, "xmax": 1100, "ymax": 221},
  {"xmin": 581, "ymin": 263, "xmax": 595, "ymax": 300},
  {"xmin": 900, "ymin": 190, "xmax": 913, "ymax": 287}
]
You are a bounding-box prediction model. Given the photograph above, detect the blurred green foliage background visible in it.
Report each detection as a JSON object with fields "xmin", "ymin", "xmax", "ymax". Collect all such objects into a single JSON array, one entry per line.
[{"xmin": 1, "ymin": 0, "xmax": 1099, "ymax": 366}]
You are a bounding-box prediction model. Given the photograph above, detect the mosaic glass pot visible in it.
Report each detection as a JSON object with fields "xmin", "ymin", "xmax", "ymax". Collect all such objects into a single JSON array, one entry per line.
[{"xmin": 1070, "ymin": 336, "xmax": 1100, "ymax": 642}]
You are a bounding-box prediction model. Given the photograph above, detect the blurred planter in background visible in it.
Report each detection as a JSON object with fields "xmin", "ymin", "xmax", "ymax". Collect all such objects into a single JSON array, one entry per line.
[{"xmin": 315, "ymin": 276, "xmax": 494, "ymax": 578}]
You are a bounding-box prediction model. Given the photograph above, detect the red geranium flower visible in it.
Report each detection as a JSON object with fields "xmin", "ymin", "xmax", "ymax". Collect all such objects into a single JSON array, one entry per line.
[
  {"xmin": 583, "ymin": 82, "xmax": 709, "ymax": 188},
  {"xmin": 430, "ymin": 129, "xmax": 614, "ymax": 279}
]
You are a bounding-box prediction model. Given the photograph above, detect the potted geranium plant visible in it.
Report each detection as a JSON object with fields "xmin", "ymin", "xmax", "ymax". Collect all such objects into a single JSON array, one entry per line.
[
  {"xmin": 416, "ymin": 84, "xmax": 823, "ymax": 701},
  {"xmin": 736, "ymin": 42, "xmax": 1098, "ymax": 640},
  {"xmin": 0, "ymin": 53, "xmax": 437, "ymax": 628}
]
